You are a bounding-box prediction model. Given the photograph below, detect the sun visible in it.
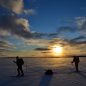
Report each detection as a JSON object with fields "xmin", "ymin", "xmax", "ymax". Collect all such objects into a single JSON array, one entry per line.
[{"xmin": 52, "ymin": 46, "xmax": 63, "ymax": 56}]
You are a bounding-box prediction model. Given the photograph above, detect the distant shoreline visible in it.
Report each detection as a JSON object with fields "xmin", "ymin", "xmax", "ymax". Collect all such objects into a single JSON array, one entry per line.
[{"xmin": 0, "ymin": 56, "xmax": 86, "ymax": 59}]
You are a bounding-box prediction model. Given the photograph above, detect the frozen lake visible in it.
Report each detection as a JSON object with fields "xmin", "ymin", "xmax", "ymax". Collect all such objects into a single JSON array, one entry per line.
[{"xmin": 0, "ymin": 57, "xmax": 86, "ymax": 86}]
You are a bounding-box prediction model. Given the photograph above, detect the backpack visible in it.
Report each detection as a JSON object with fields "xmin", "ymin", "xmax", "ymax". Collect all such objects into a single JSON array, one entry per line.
[
  {"xmin": 20, "ymin": 58, "xmax": 24, "ymax": 65},
  {"xmin": 45, "ymin": 69, "xmax": 53, "ymax": 75}
]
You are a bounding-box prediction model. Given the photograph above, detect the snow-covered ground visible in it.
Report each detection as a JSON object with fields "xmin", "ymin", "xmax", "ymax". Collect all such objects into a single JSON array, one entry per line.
[{"xmin": 0, "ymin": 57, "xmax": 86, "ymax": 86}]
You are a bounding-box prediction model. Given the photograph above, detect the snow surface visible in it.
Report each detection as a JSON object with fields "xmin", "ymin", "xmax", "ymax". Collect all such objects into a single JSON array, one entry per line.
[{"xmin": 0, "ymin": 58, "xmax": 86, "ymax": 86}]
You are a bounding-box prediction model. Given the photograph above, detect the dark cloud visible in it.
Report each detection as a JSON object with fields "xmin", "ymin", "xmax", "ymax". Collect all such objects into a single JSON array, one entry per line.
[
  {"xmin": 31, "ymin": 32, "xmax": 47, "ymax": 38},
  {"xmin": 70, "ymin": 36, "xmax": 86, "ymax": 42},
  {"xmin": 57, "ymin": 26, "xmax": 77, "ymax": 36},
  {"xmin": 69, "ymin": 36, "xmax": 86, "ymax": 45},
  {"xmin": 0, "ymin": 40, "xmax": 15, "ymax": 57},
  {"xmin": 48, "ymin": 33, "xmax": 57, "ymax": 38},
  {"xmin": 0, "ymin": 49, "xmax": 10, "ymax": 52},
  {"xmin": 41, "ymin": 51, "xmax": 51, "ymax": 53},
  {"xmin": 0, "ymin": 14, "xmax": 31, "ymax": 38},
  {"xmin": 0, "ymin": 8, "xmax": 45, "ymax": 39},
  {"xmin": 0, "ymin": 1, "xmax": 45, "ymax": 39},
  {"xmin": 1, "ymin": 4, "xmax": 85, "ymax": 40},
  {"xmin": 49, "ymin": 38, "xmax": 69, "ymax": 47},
  {"xmin": 35, "ymin": 48, "xmax": 50, "ymax": 51},
  {"xmin": 47, "ymin": 26, "xmax": 77, "ymax": 38},
  {"xmin": 80, "ymin": 21, "xmax": 86, "ymax": 31},
  {"xmin": 75, "ymin": 17, "xmax": 86, "ymax": 34},
  {"xmin": 0, "ymin": 15, "xmax": 16, "ymax": 30},
  {"xmin": 0, "ymin": 40, "xmax": 14, "ymax": 49}
]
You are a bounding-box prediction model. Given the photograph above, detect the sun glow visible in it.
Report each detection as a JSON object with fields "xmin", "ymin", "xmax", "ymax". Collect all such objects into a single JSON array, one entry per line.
[{"xmin": 52, "ymin": 46, "xmax": 63, "ymax": 56}]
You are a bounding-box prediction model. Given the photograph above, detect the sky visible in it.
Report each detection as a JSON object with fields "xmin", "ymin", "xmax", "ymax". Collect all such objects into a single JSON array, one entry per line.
[{"xmin": 0, "ymin": 0, "xmax": 86, "ymax": 57}]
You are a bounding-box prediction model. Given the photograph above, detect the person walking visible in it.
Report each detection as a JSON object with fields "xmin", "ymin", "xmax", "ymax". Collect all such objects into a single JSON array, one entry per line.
[
  {"xmin": 13, "ymin": 56, "xmax": 24, "ymax": 76},
  {"xmin": 71, "ymin": 56, "xmax": 80, "ymax": 72}
]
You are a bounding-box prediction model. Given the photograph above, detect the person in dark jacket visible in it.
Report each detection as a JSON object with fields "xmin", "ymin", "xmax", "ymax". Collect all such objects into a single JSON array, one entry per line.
[
  {"xmin": 71, "ymin": 56, "xmax": 80, "ymax": 72},
  {"xmin": 14, "ymin": 56, "xmax": 24, "ymax": 76}
]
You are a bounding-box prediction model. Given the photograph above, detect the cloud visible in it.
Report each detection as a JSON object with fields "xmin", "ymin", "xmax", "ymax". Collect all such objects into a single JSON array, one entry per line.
[
  {"xmin": 49, "ymin": 37, "xmax": 86, "ymax": 49},
  {"xmin": 1, "ymin": 1, "xmax": 84, "ymax": 41},
  {"xmin": 41, "ymin": 51, "xmax": 51, "ymax": 53},
  {"xmin": 48, "ymin": 38, "xmax": 71, "ymax": 51},
  {"xmin": 32, "ymin": 37, "xmax": 86, "ymax": 56},
  {"xmin": 0, "ymin": 14, "xmax": 31, "ymax": 38},
  {"xmin": 0, "ymin": 40, "xmax": 17, "ymax": 57},
  {"xmin": 48, "ymin": 33, "xmax": 57, "ymax": 38},
  {"xmin": 49, "ymin": 17, "xmax": 86, "ymax": 40},
  {"xmin": 35, "ymin": 47, "xmax": 50, "ymax": 51},
  {"xmin": 57, "ymin": 26, "xmax": 76, "ymax": 32},
  {"xmin": 24, "ymin": 9, "xmax": 36, "ymax": 15},
  {"xmin": 0, "ymin": 13, "xmax": 45, "ymax": 39},
  {"xmin": 0, "ymin": 40, "xmax": 15, "ymax": 51},
  {"xmin": 74, "ymin": 17, "xmax": 86, "ymax": 35},
  {"xmin": 50, "ymin": 38, "xmax": 86, "ymax": 55},
  {"xmin": 16, "ymin": 18, "xmax": 30, "ymax": 32},
  {"xmin": 0, "ymin": 30, "xmax": 10, "ymax": 36},
  {"xmin": 75, "ymin": 17, "xmax": 86, "ymax": 29},
  {"xmin": 47, "ymin": 26, "xmax": 78, "ymax": 39},
  {"xmin": 0, "ymin": 4, "xmax": 47, "ymax": 39},
  {"xmin": 0, "ymin": 0, "xmax": 23, "ymax": 14},
  {"xmin": 70, "ymin": 36, "xmax": 86, "ymax": 42},
  {"xmin": 0, "ymin": 1, "xmax": 45, "ymax": 39},
  {"xmin": 24, "ymin": 38, "xmax": 50, "ymax": 46}
]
